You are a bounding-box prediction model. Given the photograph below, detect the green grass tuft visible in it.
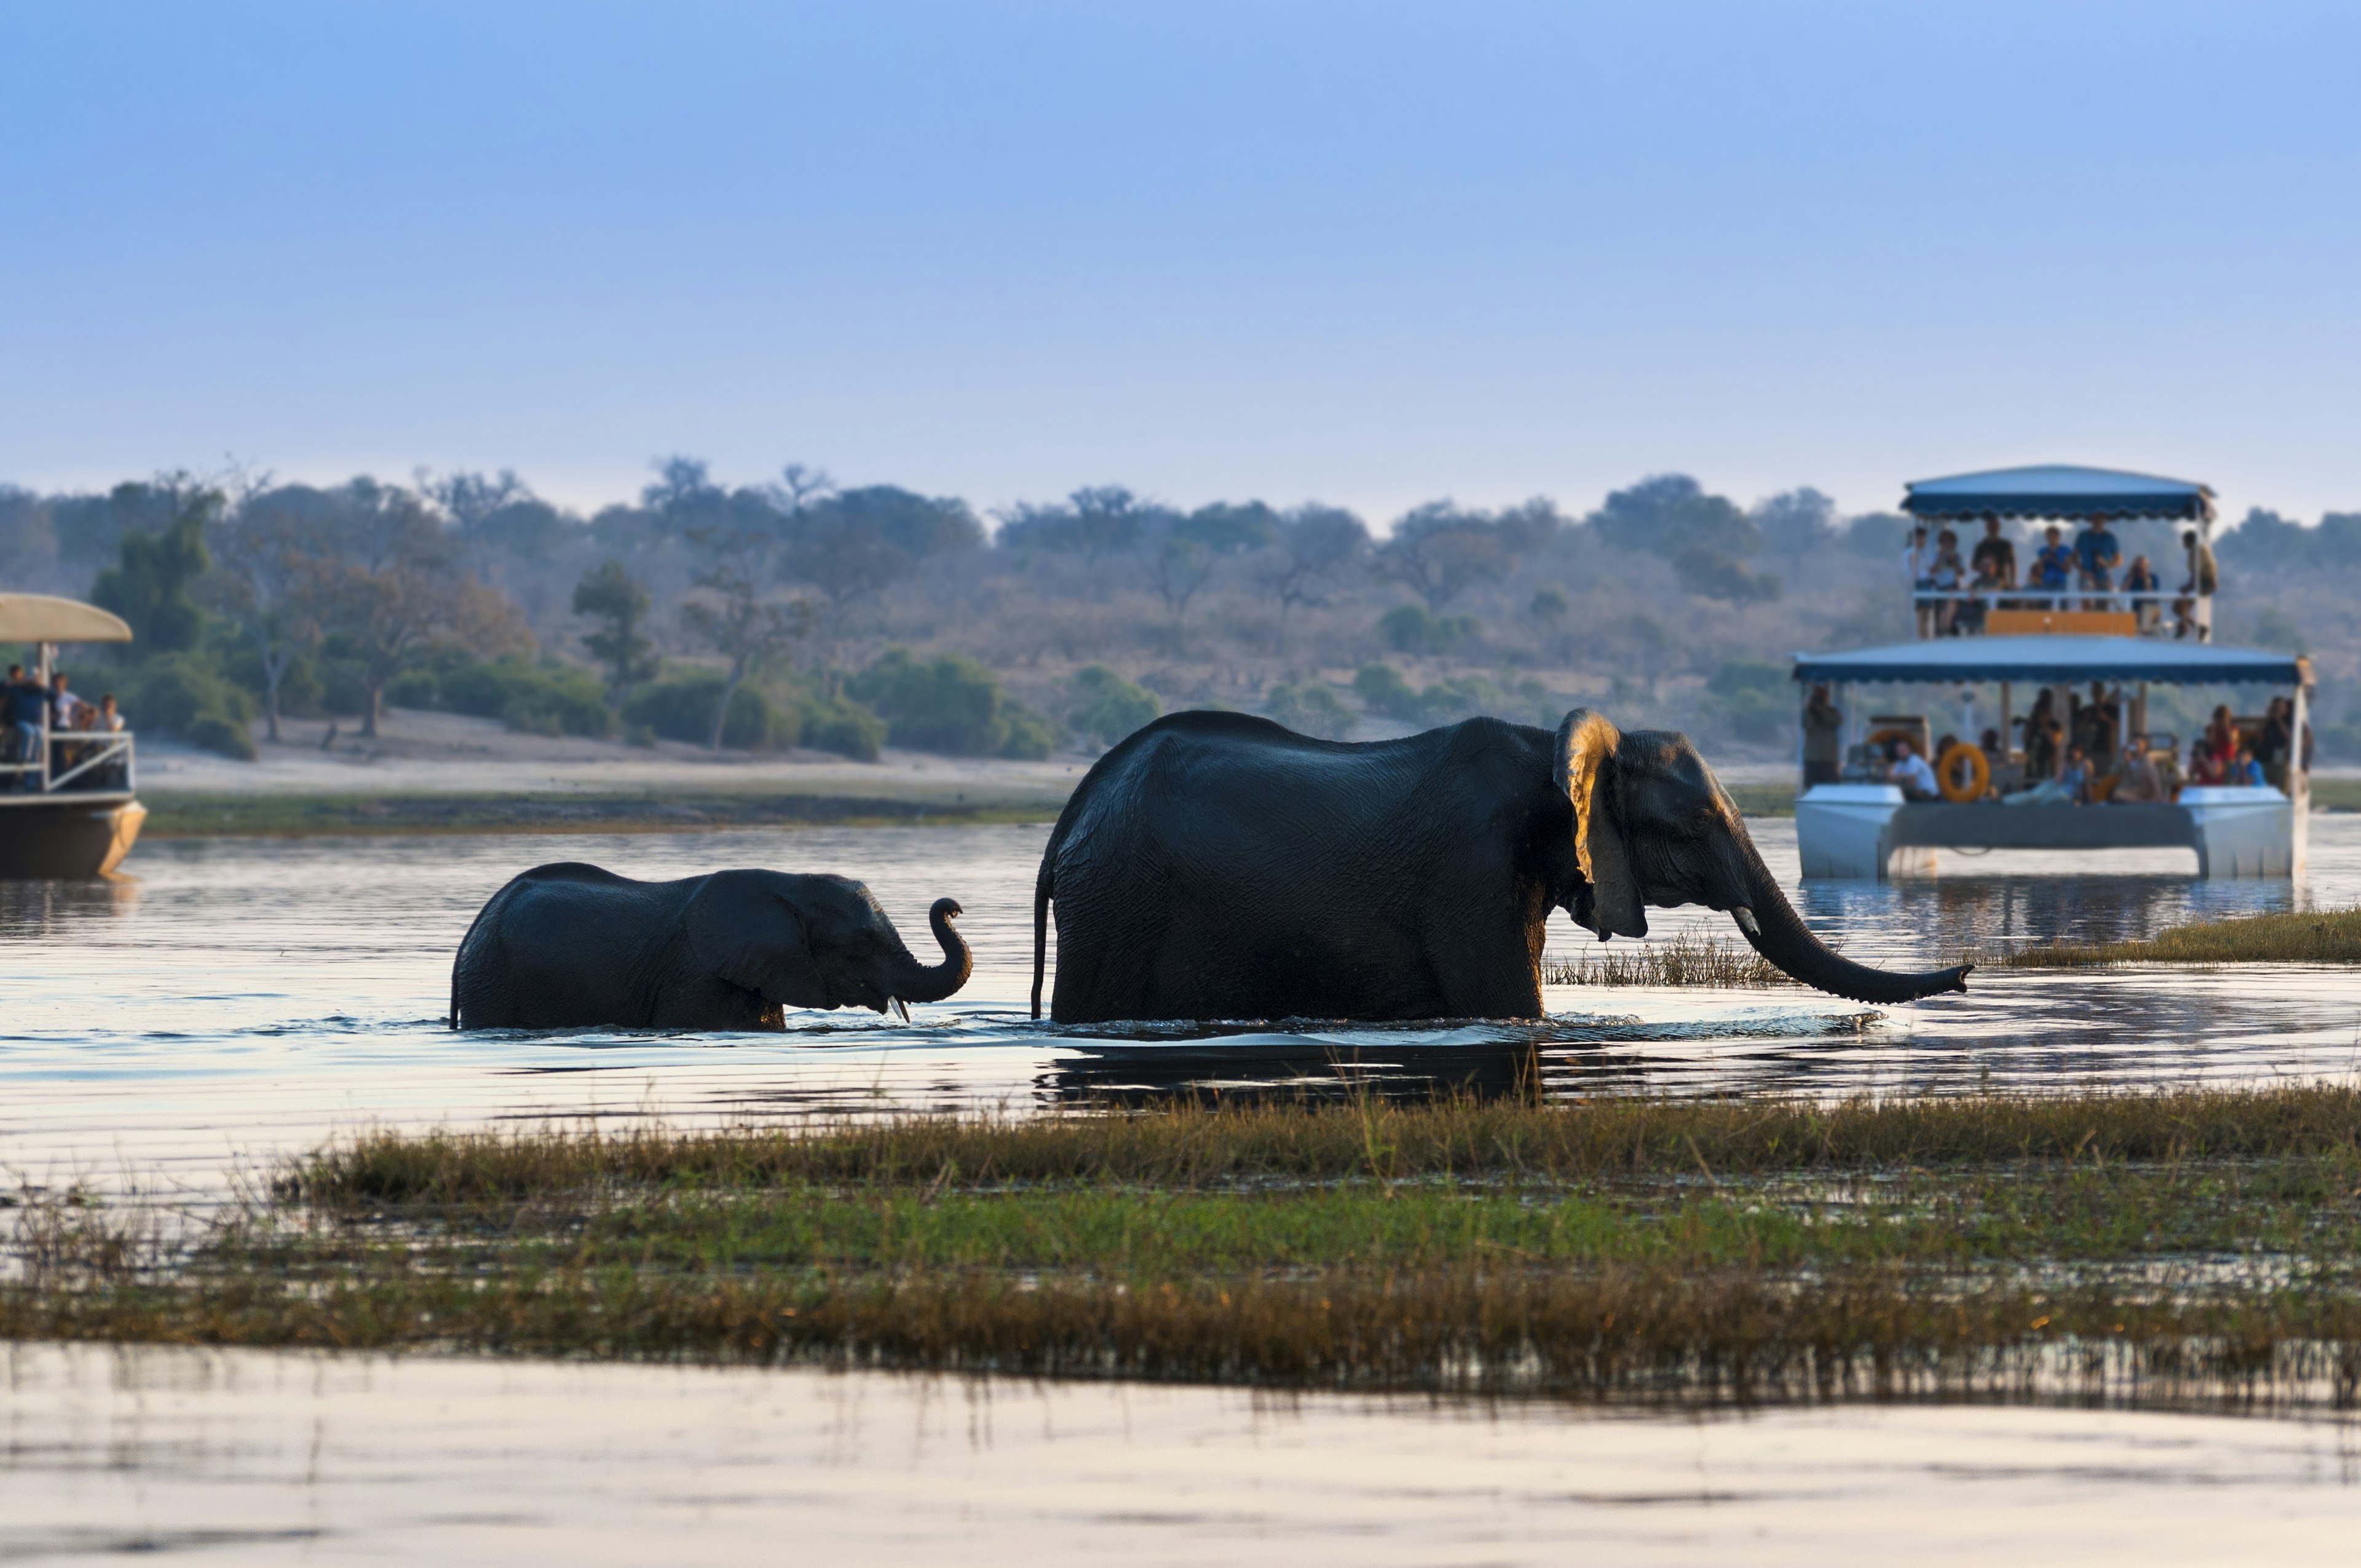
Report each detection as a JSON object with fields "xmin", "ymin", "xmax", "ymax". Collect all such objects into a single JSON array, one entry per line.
[{"xmin": 2006, "ymin": 907, "xmax": 2361, "ymax": 967}]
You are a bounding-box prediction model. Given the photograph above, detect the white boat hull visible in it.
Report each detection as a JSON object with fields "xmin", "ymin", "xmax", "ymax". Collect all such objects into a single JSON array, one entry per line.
[{"xmin": 1793, "ymin": 784, "xmax": 2297, "ymax": 880}]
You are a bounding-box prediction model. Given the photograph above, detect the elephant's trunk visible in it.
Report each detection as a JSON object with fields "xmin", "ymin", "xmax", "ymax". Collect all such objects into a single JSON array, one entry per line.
[
  {"xmin": 892, "ymin": 897, "xmax": 972, "ymax": 1004},
  {"xmin": 1730, "ymin": 837, "xmax": 1971, "ymax": 1005}
]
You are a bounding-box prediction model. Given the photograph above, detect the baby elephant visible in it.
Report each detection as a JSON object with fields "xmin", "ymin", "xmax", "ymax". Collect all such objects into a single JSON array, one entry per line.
[{"xmin": 449, "ymin": 862, "xmax": 971, "ymax": 1030}]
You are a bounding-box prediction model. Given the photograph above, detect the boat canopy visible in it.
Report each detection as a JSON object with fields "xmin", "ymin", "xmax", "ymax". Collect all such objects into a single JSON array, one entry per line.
[
  {"xmin": 0, "ymin": 595, "xmax": 133, "ymax": 644},
  {"xmin": 1792, "ymin": 635, "xmax": 2305, "ymax": 687},
  {"xmin": 1901, "ymin": 465, "xmax": 2215, "ymax": 524}
]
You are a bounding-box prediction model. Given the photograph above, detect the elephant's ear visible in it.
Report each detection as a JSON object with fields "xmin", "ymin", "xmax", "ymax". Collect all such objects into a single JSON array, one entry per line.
[
  {"xmin": 685, "ymin": 877, "xmax": 831, "ymax": 1008},
  {"xmin": 1555, "ymin": 709, "xmax": 1647, "ymax": 941}
]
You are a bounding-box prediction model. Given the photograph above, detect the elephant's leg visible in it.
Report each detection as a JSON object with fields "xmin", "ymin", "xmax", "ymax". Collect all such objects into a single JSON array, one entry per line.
[{"xmin": 1418, "ymin": 897, "xmax": 1548, "ymax": 1020}]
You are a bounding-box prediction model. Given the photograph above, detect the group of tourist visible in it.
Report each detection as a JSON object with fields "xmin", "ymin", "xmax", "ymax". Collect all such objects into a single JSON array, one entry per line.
[
  {"xmin": 4, "ymin": 663, "xmax": 125, "ymax": 790},
  {"xmin": 1908, "ymin": 514, "xmax": 2217, "ymax": 639},
  {"xmin": 1803, "ymin": 684, "xmax": 2304, "ymax": 807}
]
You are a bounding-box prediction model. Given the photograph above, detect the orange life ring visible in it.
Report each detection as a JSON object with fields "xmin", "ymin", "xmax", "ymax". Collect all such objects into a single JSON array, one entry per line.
[{"xmin": 1937, "ymin": 742, "xmax": 1988, "ymax": 803}]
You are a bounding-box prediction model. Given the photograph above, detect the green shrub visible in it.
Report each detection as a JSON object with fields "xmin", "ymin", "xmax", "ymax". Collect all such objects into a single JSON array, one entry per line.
[
  {"xmin": 115, "ymin": 653, "xmax": 257, "ymax": 760},
  {"xmin": 1378, "ymin": 604, "xmax": 1476, "ymax": 654},
  {"xmin": 794, "ymin": 689, "xmax": 887, "ymax": 762},
  {"xmin": 998, "ymin": 701, "xmax": 1060, "ymax": 760},
  {"xmin": 848, "ymin": 647, "xmax": 1059, "ymax": 758},
  {"xmin": 1263, "ymin": 683, "xmax": 1356, "ymax": 741},
  {"xmin": 1067, "ymin": 665, "xmax": 1161, "ymax": 750},
  {"xmin": 1352, "ymin": 663, "xmax": 1421, "ymax": 719},
  {"xmin": 185, "ymin": 713, "xmax": 258, "ymax": 761},
  {"xmin": 387, "ymin": 651, "xmax": 612, "ymax": 738},
  {"xmin": 621, "ymin": 670, "xmax": 793, "ymax": 750}
]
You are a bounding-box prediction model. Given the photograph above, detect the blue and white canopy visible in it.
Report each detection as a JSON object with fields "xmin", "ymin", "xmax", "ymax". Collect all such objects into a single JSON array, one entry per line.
[
  {"xmin": 1901, "ymin": 465, "xmax": 2215, "ymax": 524},
  {"xmin": 1792, "ymin": 635, "xmax": 2306, "ymax": 687}
]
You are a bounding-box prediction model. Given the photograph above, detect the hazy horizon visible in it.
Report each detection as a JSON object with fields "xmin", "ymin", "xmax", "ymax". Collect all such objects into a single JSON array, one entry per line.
[{"xmin": 6, "ymin": 2, "xmax": 2359, "ymax": 525}]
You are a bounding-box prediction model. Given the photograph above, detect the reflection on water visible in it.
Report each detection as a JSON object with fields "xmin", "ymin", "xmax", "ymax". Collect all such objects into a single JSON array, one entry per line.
[
  {"xmin": 9, "ymin": 1343, "xmax": 2361, "ymax": 1566},
  {"xmin": 2, "ymin": 819, "xmax": 2361, "ymax": 1195}
]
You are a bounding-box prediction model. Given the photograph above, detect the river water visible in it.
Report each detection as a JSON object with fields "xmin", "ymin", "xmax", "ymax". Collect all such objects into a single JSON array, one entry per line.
[
  {"xmin": 6, "ymin": 817, "xmax": 2360, "ymax": 1198},
  {"xmin": 9, "ymin": 818, "xmax": 2361, "ymax": 1561}
]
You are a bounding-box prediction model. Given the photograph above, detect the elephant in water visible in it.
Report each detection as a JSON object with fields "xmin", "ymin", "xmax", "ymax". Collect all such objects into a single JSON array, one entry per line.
[
  {"xmin": 1032, "ymin": 709, "xmax": 1969, "ymax": 1024},
  {"xmin": 451, "ymin": 863, "xmax": 971, "ymax": 1030}
]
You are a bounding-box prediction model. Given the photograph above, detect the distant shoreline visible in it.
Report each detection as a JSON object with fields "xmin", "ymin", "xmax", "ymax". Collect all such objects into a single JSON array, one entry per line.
[{"xmin": 140, "ymin": 787, "xmax": 1067, "ymax": 839}]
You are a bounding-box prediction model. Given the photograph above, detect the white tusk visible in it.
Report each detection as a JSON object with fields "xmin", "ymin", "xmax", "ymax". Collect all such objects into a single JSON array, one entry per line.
[
  {"xmin": 1732, "ymin": 907, "xmax": 1762, "ymax": 937},
  {"xmin": 893, "ymin": 998, "xmax": 911, "ymax": 1023}
]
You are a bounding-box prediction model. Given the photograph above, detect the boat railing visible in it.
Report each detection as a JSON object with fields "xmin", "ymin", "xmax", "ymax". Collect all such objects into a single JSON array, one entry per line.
[
  {"xmin": 1913, "ymin": 586, "xmax": 2210, "ymax": 640},
  {"xmin": 0, "ymin": 729, "xmax": 137, "ymax": 796}
]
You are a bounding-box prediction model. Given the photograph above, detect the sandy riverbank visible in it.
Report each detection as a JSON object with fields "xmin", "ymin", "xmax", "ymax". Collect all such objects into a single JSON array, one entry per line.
[
  {"xmin": 126, "ymin": 707, "xmax": 1803, "ymax": 836},
  {"xmin": 138, "ymin": 709, "xmax": 1087, "ymax": 806}
]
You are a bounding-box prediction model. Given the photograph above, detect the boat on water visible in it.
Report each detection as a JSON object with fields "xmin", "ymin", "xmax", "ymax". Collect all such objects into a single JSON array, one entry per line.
[
  {"xmin": 0, "ymin": 594, "xmax": 145, "ymax": 878},
  {"xmin": 1790, "ymin": 465, "xmax": 2308, "ymax": 881}
]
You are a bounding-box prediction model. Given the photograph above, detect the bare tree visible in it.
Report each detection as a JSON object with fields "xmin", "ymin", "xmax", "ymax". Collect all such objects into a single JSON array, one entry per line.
[
  {"xmin": 1260, "ymin": 504, "xmax": 1369, "ymax": 624},
  {"xmin": 302, "ymin": 484, "xmax": 530, "ymax": 737},
  {"xmin": 201, "ymin": 475, "xmax": 324, "ymax": 742},
  {"xmin": 679, "ymin": 512, "xmax": 811, "ymax": 750}
]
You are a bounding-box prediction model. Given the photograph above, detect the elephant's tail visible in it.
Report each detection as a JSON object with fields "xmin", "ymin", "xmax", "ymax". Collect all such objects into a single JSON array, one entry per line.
[{"xmin": 1030, "ymin": 866, "xmax": 1050, "ymax": 1021}]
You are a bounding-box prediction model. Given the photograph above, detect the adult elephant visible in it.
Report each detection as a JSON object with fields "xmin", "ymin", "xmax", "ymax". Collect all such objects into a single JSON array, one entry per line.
[
  {"xmin": 1030, "ymin": 710, "xmax": 1968, "ymax": 1024},
  {"xmin": 452, "ymin": 863, "xmax": 970, "ymax": 1030}
]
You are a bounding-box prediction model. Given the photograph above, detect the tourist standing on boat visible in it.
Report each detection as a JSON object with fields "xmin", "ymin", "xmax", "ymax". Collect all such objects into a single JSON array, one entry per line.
[
  {"xmin": 2021, "ymin": 689, "xmax": 2063, "ymax": 779},
  {"xmin": 2175, "ymin": 529, "xmax": 2218, "ymax": 641},
  {"xmin": 1905, "ymin": 523, "xmax": 1936, "ymax": 638},
  {"xmin": 2259, "ymin": 697, "xmax": 2295, "ymax": 791},
  {"xmin": 3, "ymin": 665, "xmax": 45, "ymax": 787},
  {"xmin": 47, "ymin": 671, "xmax": 85, "ymax": 732},
  {"xmin": 2073, "ymin": 512, "xmax": 2121, "ymax": 611},
  {"xmin": 1802, "ymin": 686, "xmax": 1843, "ymax": 786},
  {"xmin": 1929, "ymin": 529, "xmax": 1966, "ymax": 635},
  {"xmin": 1969, "ymin": 515, "xmax": 2016, "ymax": 607}
]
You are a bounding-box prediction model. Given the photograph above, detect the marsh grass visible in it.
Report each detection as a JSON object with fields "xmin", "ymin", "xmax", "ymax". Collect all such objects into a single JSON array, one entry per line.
[
  {"xmin": 283, "ymin": 1082, "xmax": 2361, "ymax": 1203},
  {"xmin": 1543, "ymin": 932, "xmax": 1791, "ymax": 988},
  {"xmin": 21, "ymin": 1085, "xmax": 2361, "ymax": 1410},
  {"xmin": 2004, "ymin": 908, "xmax": 2361, "ymax": 967}
]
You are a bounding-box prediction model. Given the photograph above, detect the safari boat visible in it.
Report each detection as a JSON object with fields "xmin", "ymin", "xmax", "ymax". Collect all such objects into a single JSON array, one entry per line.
[
  {"xmin": 0, "ymin": 595, "xmax": 145, "ymax": 877},
  {"xmin": 1790, "ymin": 465, "xmax": 2309, "ymax": 881}
]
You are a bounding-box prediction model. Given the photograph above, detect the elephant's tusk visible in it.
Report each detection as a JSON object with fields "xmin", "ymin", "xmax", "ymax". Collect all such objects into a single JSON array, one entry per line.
[
  {"xmin": 1732, "ymin": 906, "xmax": 1763, "ymax": 938},
  {"xmin": 893, "ymin": 997, "xmax": 911, "ymax": 1023}
]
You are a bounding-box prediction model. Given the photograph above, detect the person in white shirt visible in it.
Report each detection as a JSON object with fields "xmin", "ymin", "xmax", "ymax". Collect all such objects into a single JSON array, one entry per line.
[
  {"xmin": 49, "ymin": 671, "xmax": 87, "ymax": 732},
  {"xmin": 1889, "ymin": 738, "xmax": 1940, "ymax": 800},
  {"xmin": 1905, "ymin": 525, "xmax": 1934, "ymax": 638}
]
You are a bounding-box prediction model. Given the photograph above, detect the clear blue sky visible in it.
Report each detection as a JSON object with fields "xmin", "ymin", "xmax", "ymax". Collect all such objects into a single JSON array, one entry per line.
[{"xmin": 3, "ymin": 1, "xmax": 2356, "ymax": 525}]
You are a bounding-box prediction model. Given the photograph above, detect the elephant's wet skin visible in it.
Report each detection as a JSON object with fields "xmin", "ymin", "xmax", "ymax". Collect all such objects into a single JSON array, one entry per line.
[
  {"xmin": 1032, "ymin": 708, "xmax": 1969, "ymax": 1025},
  {"xmin": 449, "ymin": 863, "xmax": 970, "ymax": 1031}
]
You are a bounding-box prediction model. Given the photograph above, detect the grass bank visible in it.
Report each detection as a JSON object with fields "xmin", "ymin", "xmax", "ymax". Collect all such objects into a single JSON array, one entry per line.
[
  {"xmin": 140, "ymin": 789, "xmax": 1060, "ymax": 839},
  {"xmin": 17, "ymin": 1085, "xmax": 2361, "ymax": 1410},
  {"xmin": 2006, "ymin": 907, "xmax": 2361, "ymax": 967}
]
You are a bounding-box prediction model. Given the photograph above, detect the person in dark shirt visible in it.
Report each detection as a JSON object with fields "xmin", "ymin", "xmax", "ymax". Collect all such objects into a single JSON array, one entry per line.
[
  {"xmin": 3, "ymin": 665, "xmax": 45, "ymax": 787},
  {"xmin": 1969, "ymin": 516, "xmax": 2017, "ymax": 591},
  {"xmin": 1801, "ymin": 684, "xmax": 1843, "ymax": 786},
  {"xmin": 2175, "ymin": 529, "xmax": 2218, "ymax": 641}
]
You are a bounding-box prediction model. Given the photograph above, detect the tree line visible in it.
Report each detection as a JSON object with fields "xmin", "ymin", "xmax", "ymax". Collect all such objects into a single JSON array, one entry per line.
[{"xmin": 4, "ymin": 460, "xmax": 2354, "ymax": 761}]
